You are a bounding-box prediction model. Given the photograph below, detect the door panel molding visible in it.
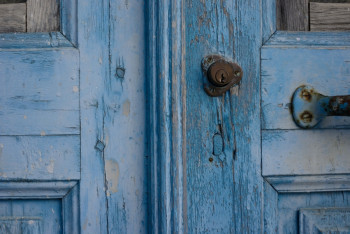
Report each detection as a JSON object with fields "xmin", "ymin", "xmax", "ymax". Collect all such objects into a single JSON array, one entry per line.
[
  {"xmin": 266, "ymin": 174, "xmax": 350, "ymax": 193},
  {"xmin": 0, "ymin": 181, "xmax": 79, "ymax": 233},
  {"xmin": 148, "ymin": 0, "xmax": 187, "ymax": 233}
]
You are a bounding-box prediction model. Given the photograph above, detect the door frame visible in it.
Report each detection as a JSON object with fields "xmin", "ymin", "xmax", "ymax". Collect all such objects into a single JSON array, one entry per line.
[{"xmin": 148, "ymin": 1, "xmax": 187, "ymax": 233}]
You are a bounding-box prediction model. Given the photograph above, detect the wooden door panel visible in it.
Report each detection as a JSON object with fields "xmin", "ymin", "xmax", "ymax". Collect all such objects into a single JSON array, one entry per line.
[
  {"xmin": 0, "ymin": 136, "xmax": 80, "ymax": 180},
  {"xmin": 262, "ymin": 130, "xmax": 350, "ymax": 175},
  {"xmin": 262, "ymin": 8, "xmax": 350, "ymax": 231},
  {"xmin": 0, "ymin": 46, "xmax": 79, "ymax": 135},
  {"xmin": 262, "ymin": 44, "xmax": 350, "ymax": 130},
  {"xmin": 0, "ymin": 199, "xmax": 62, "ymax": 234}
]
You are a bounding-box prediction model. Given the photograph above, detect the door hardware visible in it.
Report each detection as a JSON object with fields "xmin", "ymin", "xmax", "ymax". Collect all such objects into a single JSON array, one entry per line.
[
  {"xmin": 292, "ymin": 85, "xmax": 350, "ymax": 128},
  {"xmin": 201, "ymin": 55, "xmax": 243, "ymax": 97}
]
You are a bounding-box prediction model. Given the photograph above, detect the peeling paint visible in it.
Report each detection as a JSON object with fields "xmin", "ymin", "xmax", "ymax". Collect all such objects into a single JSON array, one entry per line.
[
  {"xmin": 73, "ymin": 86, "xmax": 79, "ymax": 93},
  {"xmin": 46, "ymin": 159, "xmax": 54, "ymax": 173},
  {"xmin": 105, "ymin": 159, "xmax": 120, "ymax": 195},
  {"xmin": 122, "ymin": 100, "xmax": 130, "ymax": 116}
]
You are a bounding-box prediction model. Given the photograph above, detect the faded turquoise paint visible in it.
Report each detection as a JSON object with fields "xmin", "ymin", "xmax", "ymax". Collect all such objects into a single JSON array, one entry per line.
[
  {"xmin": 1, "ymin": 0, "xmax": 350, "ymax": 233},
  {"xmin": 0, "ymin": 0, "xmax": 147, "ymax": 233},
  {"xmin": 261, "ymin": 1, "xmax": 350, "ymax": 232}
]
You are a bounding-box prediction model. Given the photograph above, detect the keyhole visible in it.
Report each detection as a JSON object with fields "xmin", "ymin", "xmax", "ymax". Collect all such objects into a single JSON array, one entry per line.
[{"xmin": 215, "ymin": 69, "xmax": 229, "ymax": 84}]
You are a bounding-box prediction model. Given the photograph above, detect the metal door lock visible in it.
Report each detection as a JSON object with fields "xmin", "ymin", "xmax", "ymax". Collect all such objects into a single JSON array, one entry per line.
[{"xmin": 201, "ymin": 55, "xmax": 243, "ymax": 97}]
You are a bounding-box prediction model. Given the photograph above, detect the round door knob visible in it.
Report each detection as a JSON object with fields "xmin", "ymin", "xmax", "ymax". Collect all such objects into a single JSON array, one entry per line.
[{"xmin": 202, "ymin": 55, "xmax": 243, "ymax": 97}]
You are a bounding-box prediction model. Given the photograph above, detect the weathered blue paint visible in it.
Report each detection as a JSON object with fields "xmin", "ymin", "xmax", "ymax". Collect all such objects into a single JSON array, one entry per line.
[
  {"xmin": 149, "ymin": 0, "xmax": 262, "ymax": 233},
  {"xmin": 1, "ymin": 0, "xmax": 350, "ymax": 233},
  {"xmin": 292, "ymin": 85, "xmax": 350, "ymax": 128},
  {"xmin": 262, "ymin": 1, "xmax": 350, "ymax": 232}
]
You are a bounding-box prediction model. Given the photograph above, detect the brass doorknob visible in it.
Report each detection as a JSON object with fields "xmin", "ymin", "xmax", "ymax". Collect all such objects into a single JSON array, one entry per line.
[{"xmin": 202, "ymin": 55, "xmax": 243, "ymax": 97}]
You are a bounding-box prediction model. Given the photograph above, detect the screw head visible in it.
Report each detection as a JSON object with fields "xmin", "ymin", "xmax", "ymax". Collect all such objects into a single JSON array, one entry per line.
[{"xmin": 300, "ymin": 111, "xmax": 313, "ymax": 123}]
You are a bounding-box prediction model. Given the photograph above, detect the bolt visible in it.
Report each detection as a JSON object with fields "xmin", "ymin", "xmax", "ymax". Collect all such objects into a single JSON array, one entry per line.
[
  {"xmin": 301, "ymin": 90, "xmax": 311, "ymax": 101},
  {"xmin": 215, "ymin": 69, "xmax": 229, "ymax": 84},
  {"xmin": 300, "ymin": 111, "xmax": 313, "ymax": 123},
  {"xmin": 116, "ymin": 67, "xmax": 125, "ymax": 78}
]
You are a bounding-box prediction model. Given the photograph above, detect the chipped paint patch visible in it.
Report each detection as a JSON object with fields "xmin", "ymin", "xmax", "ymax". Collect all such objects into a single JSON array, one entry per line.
[
  {"xmin": 40, "ymin": 131, "xmax": 46, "ymax": 136},
  {"xmin": 122, "ymin": 100, "xmax": 130, "ymax": 116},
  {"xmin": 23, "ymin": 115, "xmax": 27, "ymax": 119},
  {"xmin": 73, "ymin": 86, "xmax": 79, "ymax": 93},
  {"xmin": 47, "ymin": 160, "xmax": 55, "ymax": 173},
  {"xmin": 105, "ymin": 159, "xmax": 120, "ymax": 195}
]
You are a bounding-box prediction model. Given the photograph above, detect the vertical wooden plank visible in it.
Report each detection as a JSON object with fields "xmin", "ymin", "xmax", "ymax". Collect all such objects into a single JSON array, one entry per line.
[
  {"xmin": 78, "ymin": 0, "xmax": 109, "ymax": 233},
  {"xmin": 233, "ymin": 0, "xmax": 263, "ymax": 232},
  {"xmin": 106, "ymin": 0, "xmax": 147, "ymax": 233},
  {"xmin": 0, "ymin": 3, "xmax": 26, "ymax": 33},
  {"xmin": 276, "ymin": 0, "xmax": 309, "ymax": 31},
  {"xmin": 185, "ymin": 0, "xmax": 236, "ymax": 232},
  {"xmin": 27, "ymin": 0, "xmax": 60, "ymax": 32},
  {"xmin": 184, "ymin": 0, "xmax": 263, "ymax": 232}
]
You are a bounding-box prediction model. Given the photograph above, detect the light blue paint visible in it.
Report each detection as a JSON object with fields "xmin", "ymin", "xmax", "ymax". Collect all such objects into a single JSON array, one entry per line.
[{"xmin": 0, "ymin": 0, "xmax": 349, "ymax": 233}]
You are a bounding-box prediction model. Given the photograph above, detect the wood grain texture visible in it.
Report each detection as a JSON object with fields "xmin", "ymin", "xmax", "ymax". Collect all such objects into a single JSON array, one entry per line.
[
  {"xmin": 0, "ymin": 136, "xmax": 80, "ymax": 180},
  {"xmin": 78, "ymin": 0, "xmax": 109, "ymax": 232},
  {"xmin": 0, "ymin": 48, "xmax": 79, "ymax": 135},
  {"xmin": 276, "ymin": 0, "xmax": 309, "ymax": 31},
  {"xmin": 0, "ymin": 3, "xmax": 26, "ymax": 33},
  {"xmin": 261, "ymin": 47, "xmax": 350, "ymax": 130},
  {"xmin": 181, "ymin": 0, "xmax": 262, "ymax": 232},
  {"xmin": 27, "ymin": 0, "xmax": 60, "ymax": 32},
  {"xmin": 106, "ymin": 0, "xmax": 147, "ymax": 233},
  {"xmin": 310, "ymin": 2, "xmax": 350, "ymax": 31}
]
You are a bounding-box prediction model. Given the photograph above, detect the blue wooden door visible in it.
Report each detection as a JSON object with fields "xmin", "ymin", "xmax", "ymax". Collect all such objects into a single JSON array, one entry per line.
[
  {"xmin": 148, "ymin": 0, "xmax": 350, "ymax": 233},
  {"xmin": 0, "ymin": 0, "xmax": 147, "ymax": 233}
]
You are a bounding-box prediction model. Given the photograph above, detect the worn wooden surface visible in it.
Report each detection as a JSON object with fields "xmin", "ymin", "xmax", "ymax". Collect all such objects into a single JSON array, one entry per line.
[
  {"xmin": 0, "ymin": 200, "xmax": 62, "ymax": 234},
  {"xmin": 275, "ymin": 192, "xmax": 350, "ymax": 233},
  {"xmin": 27, "ymin": 0, "xmax": 60, "ymax": 32},
  {"xmin": 149, "ymin": 0, "xmax": 263, "ymax": 232},
  {"xmin": 310, "ymin": 2, "xmax": 350, "ymax": 31},
  {"xmin": 262, "ymin": 45, "xmax": 350, "ymax": 130},
  {"xmin": 106, "ymin": 0, "xmax": 147, "ymax": 233},
  {"xmin": 0, "ymin": 136, "xmax": 80, "ymax": 180},
  {"xmin": 276, "ymin": 0, "xmax": 309, "ymax": 31},
  {"xmin": 0, "ymin": 3, "xmax": 26, "ymax": 33},
  {"xmin": 263, "ymin": 2, "xmax": 350, "ymax": 232},
  {"xmin": 0, "ymin": 48, "xmax": 79, "ymax": 135},
  {"xmin": 78, "ymin": 0, "xmax": 109, "ymax": 232}
]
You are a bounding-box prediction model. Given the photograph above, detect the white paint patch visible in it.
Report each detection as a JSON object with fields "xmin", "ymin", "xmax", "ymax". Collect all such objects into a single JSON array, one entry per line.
[
  {"xmin": 122, "ymin": 100, "xmax": 131, "ymax": 116},
  {"xmin": 47, "ymin": 160, "xmax": 55, "ymax": 174},
  {"xmin": 105, "ymin": 159, "xmax": 120, "ymax": 195}
]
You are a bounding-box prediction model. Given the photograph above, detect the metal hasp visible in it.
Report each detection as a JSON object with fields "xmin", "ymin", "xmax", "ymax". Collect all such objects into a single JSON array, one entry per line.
[
  {"xmin": 202, "ymin": 55, "xmax": 243, "ymax": 97},
  {"xmin": 292, "ymin": 85, "xmax": 350, "ymax": 128}
]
